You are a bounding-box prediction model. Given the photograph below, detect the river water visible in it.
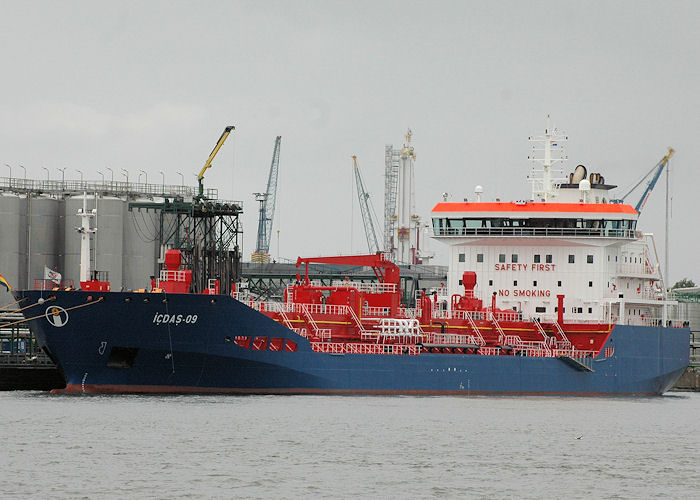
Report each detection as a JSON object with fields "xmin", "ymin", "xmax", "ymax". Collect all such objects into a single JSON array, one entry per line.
[{"xmin": 1, "ymin": 392, "xmax": 698, "ymax": 499}]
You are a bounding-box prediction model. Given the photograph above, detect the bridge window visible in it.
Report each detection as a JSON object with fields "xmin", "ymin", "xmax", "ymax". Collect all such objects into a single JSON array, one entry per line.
[
  {"xmin": 568, "ymin": 255, "xmax": 575, "ymax": 263},
  {"xmin": 589, "ymin": 281, "xmax": 593, "ymax": 287},
  {"xmin": 557, "ymin": 281, "xmax": 562, "ymax": 287},
  {"xmin": 499, "ymin": 254, "xmax": 506, "ymax": 263},
  {"xmin": 587, "ymin": 255, "xmax": 594, "ymax": 264},
  {"xmin": 534, "ymin": 254, "xmax": 541, "ymax": 263},
  {"xmin": 511, "ymin": 254, "xmax": 518, "ymax": 263},
  {"xmin": 546, "ymin": 254, "xmax": 553, "ymax": 263},
  {"xmin": 535, "ymin": 306, "xmax": 546, "ymax": 313},
  {"xmin": 533, "ymin": 281, "xmax": 537, "ymax": 287},
  {"xmin": 458, "ymin": 253, "xmax": 465, "ymax": 262},
  {"xmin": 488, "ymin": 280, "xmax": 493, "ymax": 286},
  {"xmin": 477, "ymin": 253, "xmax": 484, "ymax": 263},
  {"xmin": 513, "ymin": 280, "xmax": 518, "ymax": 286}
]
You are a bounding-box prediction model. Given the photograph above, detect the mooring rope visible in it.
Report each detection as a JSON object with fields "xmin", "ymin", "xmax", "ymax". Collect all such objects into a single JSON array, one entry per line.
[
  {"xmin": 0, "ymin": 296, "xmax": 56, "ymax": 321},
  {"xmin": 0, "ymin": 297, "xmax": 29, "ymax": 312},
  {"xmin": 0, "ymin": 297, "xmax": 104, "ymax": 329}
]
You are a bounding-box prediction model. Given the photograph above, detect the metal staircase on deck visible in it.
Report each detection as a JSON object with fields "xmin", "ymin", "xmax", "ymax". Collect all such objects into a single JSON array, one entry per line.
[{"xmin": 300, "ymin": 304, "xmax": 331, "ymax": 339}]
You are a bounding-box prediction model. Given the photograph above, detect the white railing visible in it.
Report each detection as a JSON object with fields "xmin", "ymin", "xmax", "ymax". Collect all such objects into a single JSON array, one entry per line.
[
  {"xmin": 531, "ymin": 318, "xmax": 554, "ymax": 348},
  {"xmin": 503, "ymin": 335, "xmax": 523, "ymax": 346},
  {"xmin": 489, "ymin": 312, "xmax": 506, "ymax": 344},
  {"xmin": 275, "ymin": 303, "xmax": 295, "ymax": 330},
  {"xmin": 425, "ymin": 333, "xmax": 472, "ymax": 344},
  {"xmin": 346, "ymin": 306, "xmax": 367, "ymax": 335},
  {"xmin": 379, "ymin": 318, "xmax": 422, "ymax": 339},
  {"xmin": 465, "ymin": 312, "xmax": 486, "ymax": 345},
  {"xmin": 615, "ymin": 264, "xmax": 658, "ymax": 276},
  {"xmin": 307, "ymin": 280, "xmax": 398, "ymax": 294},
  {"xmin": 553, "ymin": 348, "xmax": 597, "ymax": 358},
  {"xmin": 552, "ymin": 321, "xmax": 572, "ymax": 349},
  {"xmin": 479, "ymin": 347, "xmax": 501, "ymax": 356},
  {"xmin": 159, "ymin": 270, "xmax": 189, "ymax": 282},
  {"xmin": 363, "ymin": 306, "xmax": 391, "ymax": 317},
  {"xmin": 311, "ymin": 342, "xmax": 421, "ymax": 356},
  {"xmin": 434, "ymin": 226, "xmax": 636, "ymax": 239},
  {"xmin": 399, "ymin": 307, "xmax": 418, "ymax": 318},
  {"xmin": 293, "ymin": 303, "xmax": 347, "ymax": 316}
]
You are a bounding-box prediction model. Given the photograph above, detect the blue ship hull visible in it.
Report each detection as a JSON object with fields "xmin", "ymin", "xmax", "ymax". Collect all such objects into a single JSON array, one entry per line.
[{"xmin": 17, "ymin": 290, "xmax": 690, "ymax": 395}]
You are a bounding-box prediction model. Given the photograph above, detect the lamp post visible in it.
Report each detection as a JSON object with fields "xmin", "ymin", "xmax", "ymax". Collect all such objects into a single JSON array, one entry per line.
[
  {"xmin": 97, "ymin": 170, "xmax": 105, "ymax": 183},
  {"xmin": 57, "ymin": 167, "xmax": 66, "ymax": 186},
  {"xmin": 42, "ymin": 167, "xmax": 49, "ymax": 182},
  {"xmin": 160, "ymin": 170, "xmax": 165, "ymax": 194},
  {"xmin": 4, "ymin": 163, "xmax": 11, "ymax": 178},
  {"xmin": 75, "ymin": 169, "xmax": 83, "ymax": 182},
  {"xmin": 19, "ymin": 164, "xmax": 26, "ymax": 181},
  {"xmin": 177, "ymin": 171, "xmax": 184, "ymax": 186},
  {"xmin": 121, "ymin": 168, "xmax": 129, "ymax": 184},
  {"xmin": 106, "ymin": 166, "xmax": 114, "ymax": 184},
  {"xmin": 139, "ymin": 169, "xmax": 147, "ymax": 185}
]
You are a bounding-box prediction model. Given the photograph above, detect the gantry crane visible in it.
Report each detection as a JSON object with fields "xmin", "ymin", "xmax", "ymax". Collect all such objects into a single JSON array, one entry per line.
[
  {"xmin": 352, "ymin": 155, "xmax": 382, "ymax": 254},
  {"xmin": 197, "ymin": 126, "xmax": 235, "ymax": 200},
  {"xmin": 252, "ymin": 136, "xmax": 282, "ymax": 263},
  {"xmin": 615, "ymin": 147, "xmax": 675, "ymax": 214}
]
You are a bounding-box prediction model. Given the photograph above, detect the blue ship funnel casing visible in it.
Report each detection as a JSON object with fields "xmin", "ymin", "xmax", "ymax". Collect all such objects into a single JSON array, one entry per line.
[{"xmin": 16, "ymin": 290, "xmax": 690, "ymax": 395}]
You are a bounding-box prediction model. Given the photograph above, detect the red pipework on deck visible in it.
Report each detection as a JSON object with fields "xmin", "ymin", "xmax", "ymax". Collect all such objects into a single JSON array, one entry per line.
[
  {"xmin": 557, "ymin": 294, "xmax": 565, "ymax": 324},
  {"xmin": 452, "ymin": 271, "xmax": 484, "ymax": 311},
  {"xmin": 296, "ymin": 254, "xmax": 400, "ymax": 286},
  {"xmin": 294, "ymin": 254, "xmax": 401, "ymax": 315}
]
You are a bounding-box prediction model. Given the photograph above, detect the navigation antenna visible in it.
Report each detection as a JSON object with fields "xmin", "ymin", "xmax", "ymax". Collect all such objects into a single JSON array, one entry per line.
[{"xmin": 527, "ymin": 116, "xmax": 568, "ymax": 202}]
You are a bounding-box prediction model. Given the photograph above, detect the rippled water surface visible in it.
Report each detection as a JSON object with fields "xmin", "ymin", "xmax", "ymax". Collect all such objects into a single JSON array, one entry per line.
[{"xmin": 1, "ymin": 392, "xmax": 698, "ymax": 499}]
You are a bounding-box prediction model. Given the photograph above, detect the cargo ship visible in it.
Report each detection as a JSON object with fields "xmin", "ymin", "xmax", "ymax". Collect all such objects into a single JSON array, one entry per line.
[{"xmin": 13, "ymin": 121, "xmax": 690, "ymax": 395}]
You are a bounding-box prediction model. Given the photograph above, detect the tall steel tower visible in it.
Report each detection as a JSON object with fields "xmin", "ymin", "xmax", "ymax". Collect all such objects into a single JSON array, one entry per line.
[{"xmin": 385, "ymin": 130, "xmax": 421, "ymax": 264}]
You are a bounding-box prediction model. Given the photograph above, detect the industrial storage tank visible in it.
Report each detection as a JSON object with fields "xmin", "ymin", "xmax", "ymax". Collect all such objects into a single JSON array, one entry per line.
[
  {"xmin": 94, "ymin": 196, "xmax": 126, "ymax": 290},
  {"xmin": 123, "ymin": 198, "xmax": 160, "ymax": 290},
  {"xmin": 0, "ymin": 193, "xmax": 24, "ymax": 303},
  {"xmin": 28, "ymin": 195, "xmax": 60, "ymax": 286}
]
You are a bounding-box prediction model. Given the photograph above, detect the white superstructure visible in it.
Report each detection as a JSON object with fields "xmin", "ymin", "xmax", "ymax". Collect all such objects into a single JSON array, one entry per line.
[{"xmin": 431, "ymin": 121, "xmax": 679, "ymax": 327}]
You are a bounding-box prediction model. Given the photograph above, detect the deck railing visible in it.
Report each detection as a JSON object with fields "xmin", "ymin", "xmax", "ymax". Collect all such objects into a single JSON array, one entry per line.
[{"xmin": 434, "ymin": 226, "xmax": 637, "ymax": 239}]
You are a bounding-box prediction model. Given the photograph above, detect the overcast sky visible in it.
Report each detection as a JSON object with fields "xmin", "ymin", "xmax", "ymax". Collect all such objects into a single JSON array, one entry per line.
[{"xmin": 2, "ymin": 1, "xmax": 699, "ymax": 284}]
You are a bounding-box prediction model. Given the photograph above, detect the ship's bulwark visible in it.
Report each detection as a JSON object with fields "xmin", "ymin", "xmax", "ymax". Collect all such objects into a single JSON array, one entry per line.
[{"xmin": 18, "ymin": 291, "xmax": 689, "ymax": 396}]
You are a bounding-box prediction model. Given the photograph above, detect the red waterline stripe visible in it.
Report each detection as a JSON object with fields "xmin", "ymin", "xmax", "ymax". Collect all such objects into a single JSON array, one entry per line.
[{"xmin": 55, "ymin": 384, "xmax": 658, "ymax": 397}]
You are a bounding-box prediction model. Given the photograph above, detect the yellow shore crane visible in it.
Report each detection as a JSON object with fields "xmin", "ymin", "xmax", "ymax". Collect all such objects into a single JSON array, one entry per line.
[{"xmin": 197, "ymin": 125, "xmax": 235, "ymax": 200}]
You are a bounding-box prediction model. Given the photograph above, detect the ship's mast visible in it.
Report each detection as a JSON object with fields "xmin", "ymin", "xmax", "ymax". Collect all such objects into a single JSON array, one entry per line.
[
  {"xmin": 528, "ymin": 116, "xmax": 568, "ymax": 202},
  {"xmin": 76, "ymin": 193, "xmax": 96, "ymax": 283}
]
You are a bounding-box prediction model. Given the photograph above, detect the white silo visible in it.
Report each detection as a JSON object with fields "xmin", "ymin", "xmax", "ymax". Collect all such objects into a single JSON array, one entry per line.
[
  {"xmin": 28, "ymin": 195, "xmax": 60, "ymax": 285},
  {"xmin": 94, "ymin": 196, "xmax": 126, "ymax": 290},
  {"xmin": 0, "ymin": 193, "xmax": 23, "ymax": 303},
  {"xmin": 123, "ymin": 198, "xmax": 160, "ymax": 291}
]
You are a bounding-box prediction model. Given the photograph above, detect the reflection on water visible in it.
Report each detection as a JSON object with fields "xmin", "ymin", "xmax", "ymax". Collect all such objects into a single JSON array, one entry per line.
[{"xmin": 1, "ymin": 392, "xmax": 698, "ymax": 499}]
